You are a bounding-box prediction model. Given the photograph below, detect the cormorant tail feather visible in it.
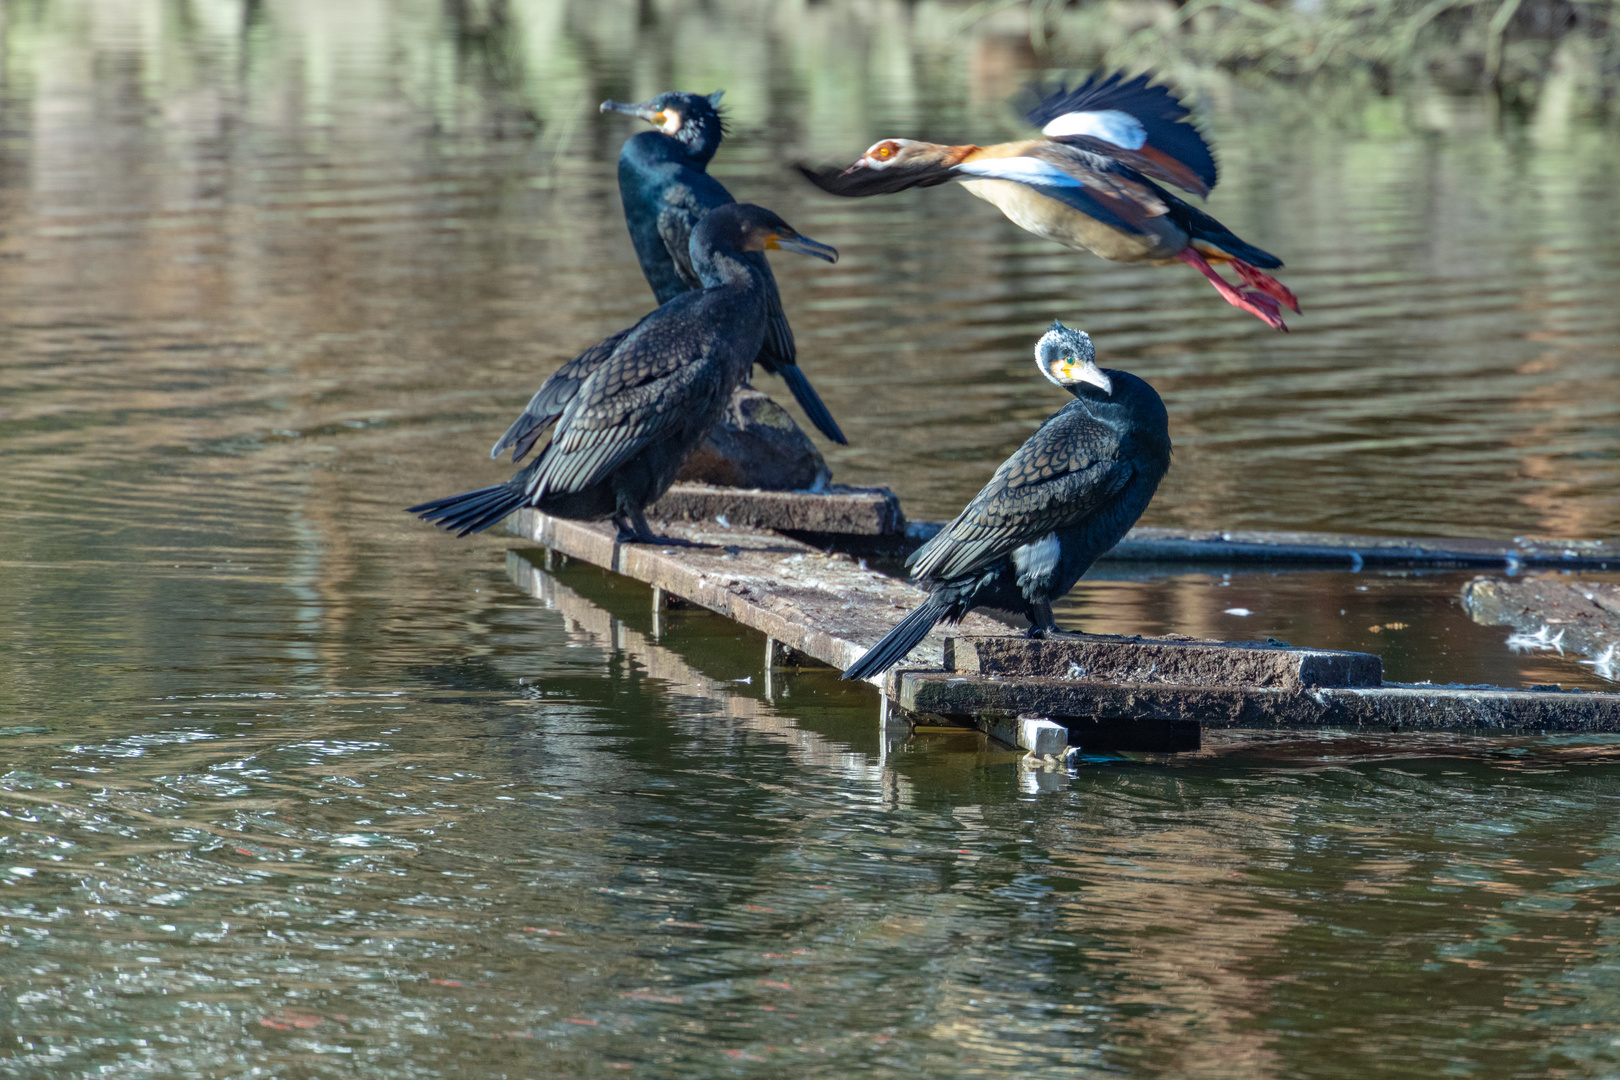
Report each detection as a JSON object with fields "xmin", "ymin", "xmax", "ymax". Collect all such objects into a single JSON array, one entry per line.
[
  {"xmin": 407, "ymin": 483, "xmax": 527, "ymax": 538},
  {"xmin": 841, "ymin": 595, "xmax": 948, "ymax": 681},
  {"xmin": 776, "ymin": 363, "xmax": 847, "ymax": 445},
  {"xmin": 490, "ymin": 415, "xmax": 548, "ymax": 464}
]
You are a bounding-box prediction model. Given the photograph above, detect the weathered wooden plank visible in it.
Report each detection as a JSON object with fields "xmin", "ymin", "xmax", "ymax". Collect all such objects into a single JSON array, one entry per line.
[
  {"xmin": 648, "ymin": 482, "xmax": 904, "ymax": 536},
  {"xmin": 944, "ymin": 634, "xmax": 1381, "ymax": 690},
  {"xmin": 1463, "ymin": 576, "xmax": 1620, "ymax": 670},
  {"xmin": 898, "ymin": 672, "xmax": 1620, "ymax": 733},
  {"xmin": 506, "ymin": 509, "xmax": 1006, "ymax": 674},
  {"xmin": 1103, "ymin": 527, "xmax": 1620, "ymax": 570}
]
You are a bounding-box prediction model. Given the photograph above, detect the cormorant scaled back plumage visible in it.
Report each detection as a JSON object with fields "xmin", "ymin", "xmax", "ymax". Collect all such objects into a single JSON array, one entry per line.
[
  {"xmin": 600, "ymin": 90, "xmax": 847, "ymax": 443},
  {"xmin": 842, "ymin": 321, "xmax": 1171, "ymax": 681},
  {"xmin": 409, "ymin": 203, "xmax": 839, "ymax": 545}
]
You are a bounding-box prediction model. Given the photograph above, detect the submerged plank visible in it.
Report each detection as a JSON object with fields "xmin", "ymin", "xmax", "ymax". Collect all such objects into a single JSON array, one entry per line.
[{"xmin": 1102, "ymin": 527, "xmax": 1620, "ymax": 570}]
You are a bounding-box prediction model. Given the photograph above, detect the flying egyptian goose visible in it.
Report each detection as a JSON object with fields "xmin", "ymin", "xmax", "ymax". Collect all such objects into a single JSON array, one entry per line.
[{"xmin": 798, "ymin": 73, "xmax": 1299, "ymax": 331}]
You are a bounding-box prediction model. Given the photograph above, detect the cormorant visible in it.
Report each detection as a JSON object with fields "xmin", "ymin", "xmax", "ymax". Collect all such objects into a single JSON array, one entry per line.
[
  {"xmin": 798, "ymin": 73, "xmax": 1299, "ymax": 331},
  {"xmin": 600, "ymin": 90, "xmax": 847, "ymax": 442},
  {"xmin": 842, "ymin": 321, "xmax": 1171, "ymax": 681},
  {"xmin": 409, "ymin": 204, "xmax": 837, "ymax": 544}
]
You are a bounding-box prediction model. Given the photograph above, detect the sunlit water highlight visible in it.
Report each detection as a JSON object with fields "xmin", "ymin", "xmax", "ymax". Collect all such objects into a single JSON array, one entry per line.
[{"xmin": 4, "ymin": 2, "xmax": 1620, "ymax": 1076}]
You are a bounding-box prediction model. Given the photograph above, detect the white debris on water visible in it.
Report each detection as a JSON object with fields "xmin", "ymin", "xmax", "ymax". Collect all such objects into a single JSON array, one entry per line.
[
  {"xmin": 1506, "ymin": 625, "xmax": 1566, "ymax": 655},
  {"xmin": 1223, "ymin": 608, "xmax": 1252, "ymax": 616},
  {"xmin": 1581, "ymin": 642, "xmax": 1619, "ymax": 681}
]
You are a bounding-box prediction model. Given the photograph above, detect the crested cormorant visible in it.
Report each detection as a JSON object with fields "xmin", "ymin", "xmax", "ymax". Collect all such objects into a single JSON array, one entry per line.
[
  {"xmin": 798, "ymin": 73, "xmax": 1299, "ymax": 331},
  {"xmin": 842, "ymin": 321, "xmax": 1171, "ymax": 681},
  {"xmin": 409, "ymin": 203, "xmax": 838, "ymax": 544},
  {"xmin": 600, "ymin": 90, "xmax": 847, "ymax": 442}
]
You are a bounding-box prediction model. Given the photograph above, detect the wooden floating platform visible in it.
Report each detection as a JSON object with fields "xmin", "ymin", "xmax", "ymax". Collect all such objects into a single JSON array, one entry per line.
[
  {"xmin": 504, "ymin": 487, "xmax": 1620, "ymax": 756},
  {"xmin": 508, "ymin": 505, "xmax": 1008, "ymax": 677},
  {"xmin": 650, "ymin": 482, "xmax": 903, "ymax": 537}
]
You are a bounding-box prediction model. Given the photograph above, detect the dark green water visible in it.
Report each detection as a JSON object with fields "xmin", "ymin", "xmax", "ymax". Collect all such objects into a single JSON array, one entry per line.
[{"xmin": 4, "ymin": 2, "xmax": 1620, "ymax": 1076}]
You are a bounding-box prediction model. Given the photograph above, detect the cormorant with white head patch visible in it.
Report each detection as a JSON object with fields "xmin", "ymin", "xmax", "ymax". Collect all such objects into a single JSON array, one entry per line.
[{"xmin": 842, "ymin": 321, "xmax": 1171, "ymax": 681}]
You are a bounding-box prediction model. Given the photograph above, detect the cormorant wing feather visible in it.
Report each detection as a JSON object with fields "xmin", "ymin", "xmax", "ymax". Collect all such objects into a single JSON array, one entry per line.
[
  {"xmin": 721, "ymin": 251, "xmax": 794, "ymax": 374},
  {"xmin": 657, "ymin": 204, "xmax": 704, "ymax": 291},
  {"xmin": 909, "ymin": 407, "xmax": 1133, "ymax": 582},
  {"xmin": 1024, "ymin": 72, "xmax": 1217, "ymax": 197},
  {"xmin": 526, "ymin": 320, "xmax": 724, "ymax": 497},
  {"xmin": 490, "ymin": 326, "xmax": 634, "ymax": 462},
  {"xmin": 749, "ymin": 262, "xmax": 848, "ymax": 444},
  {"xmin": 796, "ymin": 162, "xmax": 956, "ymax": 198}
]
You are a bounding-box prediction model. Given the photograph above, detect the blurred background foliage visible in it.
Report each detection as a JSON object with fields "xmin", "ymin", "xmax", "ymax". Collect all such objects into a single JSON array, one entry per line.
[
  {"xmin": 3, "ymin": 0, "xmax": 1606, "ymax": 150},
  {"xmin": 452, "ymin": 0, "xmax": 1620, "ymax": 127},
  {"xmin": 1019, "ymin": 0, "xmax": 1620, "ymax": 116}
]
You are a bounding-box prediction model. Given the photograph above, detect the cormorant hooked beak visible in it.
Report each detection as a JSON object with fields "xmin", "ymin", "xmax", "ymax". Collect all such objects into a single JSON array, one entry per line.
[
  {"xmin": 600, "ymin": 98, "xmax": 677, "ymax": 134},
  {"xmin": 1061, "ymin": 359, "xmax": 1112, "ymax": 395},
  {"xmin": 767, "ymin": 232, "xmax": 839, "ymax": 263}
]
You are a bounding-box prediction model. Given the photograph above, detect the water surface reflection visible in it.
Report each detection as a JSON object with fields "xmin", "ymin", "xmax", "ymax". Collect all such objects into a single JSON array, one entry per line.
[{"xmin": 4, "ymin": 2, "xmax": 1620, "ymax": 1076}]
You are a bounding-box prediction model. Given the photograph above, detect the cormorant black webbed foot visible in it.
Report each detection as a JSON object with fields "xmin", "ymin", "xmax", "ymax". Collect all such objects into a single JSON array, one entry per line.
[
  {"xmin": 1026, "ymin": 601, "xmax": 1062, "ymax": 639},
  {"xmin": 641, "ymin": 533, "xmax": 706, "ymax": 548},
  {"xmin": 613, "ymin": 509, "xmax": 706, "ymax": 548}
]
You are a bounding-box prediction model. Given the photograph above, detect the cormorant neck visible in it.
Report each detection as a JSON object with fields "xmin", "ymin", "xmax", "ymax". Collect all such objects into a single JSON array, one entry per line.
[
  {"xmin": 690, "ymin": 244, "xmax": 758, "ymax": 290},
  {"xmin": 621, "ymin": 129, "xmax": 715, "ymax": 169},
  {"xmin": 1068, "ymin": 380, "xmax": 1125, "ymax": 422}
]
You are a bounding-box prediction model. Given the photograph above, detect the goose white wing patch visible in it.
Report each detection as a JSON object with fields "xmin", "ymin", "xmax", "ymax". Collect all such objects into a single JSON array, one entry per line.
[
  {"xmin": 955, "ymin": 157, "xmax": 1087, "ymax": 188},
  {"xmin": 1040, "ymin": 108, "xmax": 1148, "ymax": 150}
]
